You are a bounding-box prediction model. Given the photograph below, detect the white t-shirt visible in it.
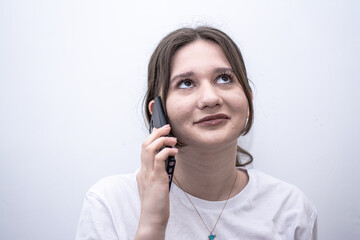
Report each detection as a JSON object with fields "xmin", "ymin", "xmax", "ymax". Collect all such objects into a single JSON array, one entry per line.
[{"xmin": 76, "ymin": 168, "xmax": 317, "ymax": 240}]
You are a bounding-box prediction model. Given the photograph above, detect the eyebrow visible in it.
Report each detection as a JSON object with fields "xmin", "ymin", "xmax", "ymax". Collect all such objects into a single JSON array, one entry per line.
[{"xmin": 170, "ymin": 67, "xmax": 234, "ymax": 83}]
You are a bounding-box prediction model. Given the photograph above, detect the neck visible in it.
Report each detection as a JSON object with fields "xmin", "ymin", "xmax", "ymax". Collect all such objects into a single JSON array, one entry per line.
[{"xmin": 173, "ymin": 141, "xmax": 247, "ymax": 201}]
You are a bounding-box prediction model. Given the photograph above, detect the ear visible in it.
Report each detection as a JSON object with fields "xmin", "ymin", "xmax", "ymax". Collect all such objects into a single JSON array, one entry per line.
[{"xmin": 148, "ymin": 100, "xmax": 155, "ymax": 115}]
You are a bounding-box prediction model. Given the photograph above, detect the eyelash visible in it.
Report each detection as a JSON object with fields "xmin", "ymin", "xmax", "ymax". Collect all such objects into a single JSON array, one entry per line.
[
  {"xmin": 217, "ymin": 72, "xmax": 234, "ymax": 84},
  {"xmin": 176, "ymin": 72, "xmax": 235, "ymax": 89}
]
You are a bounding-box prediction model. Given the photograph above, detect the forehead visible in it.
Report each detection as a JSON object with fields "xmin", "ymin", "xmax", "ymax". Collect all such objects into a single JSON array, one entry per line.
[{"xmin": 170, "ymin": 40, "xmax": 230, "ymax": 76}]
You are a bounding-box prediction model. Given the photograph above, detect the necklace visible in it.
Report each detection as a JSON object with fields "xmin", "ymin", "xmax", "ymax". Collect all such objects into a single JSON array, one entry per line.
[{"xmin": 173, "ymin": 173, "xmax": 238, "ymax": 240}]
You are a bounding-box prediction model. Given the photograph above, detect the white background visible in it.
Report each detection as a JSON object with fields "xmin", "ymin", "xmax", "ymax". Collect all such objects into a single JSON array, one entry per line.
[{"xmin": 1, "ymin": 0, "xmax": 359, "ymax": 239}]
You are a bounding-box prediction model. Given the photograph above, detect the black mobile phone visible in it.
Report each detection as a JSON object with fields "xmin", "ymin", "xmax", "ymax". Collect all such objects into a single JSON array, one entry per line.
[{"xmin": 149, "ymin": 96, "xmax": 176, "ymax": 190}]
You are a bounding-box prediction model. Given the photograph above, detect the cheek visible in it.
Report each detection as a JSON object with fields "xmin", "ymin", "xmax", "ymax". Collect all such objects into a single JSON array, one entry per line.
[
  {"xmin": 166, "ymin": 97, "xmax": 192, "ymax": 125},
  {"xmin": 228, "ymin": 91, "xmax": 249, "ymax": 116},
  {"xmin": 166, "ymin": 96, "xmax": 195, "ymax": 139},
  {"xmin": 236, "ymin": 101, "xmax": 249, "ymax": 118},
  {"xmin": 168, "ymin": 108, "xmax": 189, "ymax": 126}
]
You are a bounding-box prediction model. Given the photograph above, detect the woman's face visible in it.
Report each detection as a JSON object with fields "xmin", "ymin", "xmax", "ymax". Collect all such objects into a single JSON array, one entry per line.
[{"xmin": 165, "ymin": 40, "xmax": 249, "ymax": 149}]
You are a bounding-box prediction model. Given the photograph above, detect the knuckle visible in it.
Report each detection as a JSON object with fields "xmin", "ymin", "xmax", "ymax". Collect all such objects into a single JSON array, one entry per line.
[
  {"xmin": 154, "ymin": 154, "xmax": 163, "ymax": 163},
  {"xmin": 154, "ymin": 127, "xmax": 161, "ymax": 134},
  {"xmin": 136, "ymin": 172, "xmax": 145, "ymax": 185},
  {"xmin": 159, "ymin": 136, "xmax": 166, "ymax": 144},
  {"xmin": 144, "ymin": 144, "xmax": 154, "ymax": 153},
  {"xmin": 140, "ymin": 152, "xmax": 147, "ymax": 163},
  {"xmin": 166, "ymin": 138, "xmax": 176, "ymax": 146}
]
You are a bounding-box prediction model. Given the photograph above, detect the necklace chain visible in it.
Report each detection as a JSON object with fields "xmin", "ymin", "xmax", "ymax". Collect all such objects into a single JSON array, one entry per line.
[{"xmin": 173, "ymin": 173, "xmax": 238, "ymax": 238}]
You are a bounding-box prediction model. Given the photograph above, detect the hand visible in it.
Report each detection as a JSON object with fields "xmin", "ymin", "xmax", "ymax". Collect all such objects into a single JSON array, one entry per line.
[{"xmin": 135, "ymin": 124, "xmax": 178, "ymax": 239}]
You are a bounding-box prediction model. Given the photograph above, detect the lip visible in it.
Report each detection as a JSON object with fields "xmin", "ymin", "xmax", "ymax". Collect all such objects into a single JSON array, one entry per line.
[{"xmin": 194, "ymin": 113, "xmax": 230, "ymax": 125}]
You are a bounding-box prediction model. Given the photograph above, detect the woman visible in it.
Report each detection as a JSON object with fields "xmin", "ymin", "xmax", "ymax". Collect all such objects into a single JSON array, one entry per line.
[{"xmin": 76, "ymin": 26, "xmax": 317, "ymax": 240}]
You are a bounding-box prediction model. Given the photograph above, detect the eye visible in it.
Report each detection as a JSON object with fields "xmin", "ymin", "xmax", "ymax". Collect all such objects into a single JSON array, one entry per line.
[
  {"xmin": 178, "ymin": 79, "xmax": 194, "ymax": 89},
  {"xmin": 216, "ymin": 74, "xmax": 232, "ymax": 84}
]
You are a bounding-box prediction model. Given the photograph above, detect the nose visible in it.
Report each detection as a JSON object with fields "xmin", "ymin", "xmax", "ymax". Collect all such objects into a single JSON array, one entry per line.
[{"xmin": 197, "ymin": 82, "xmax": 223, "ymax": 109}]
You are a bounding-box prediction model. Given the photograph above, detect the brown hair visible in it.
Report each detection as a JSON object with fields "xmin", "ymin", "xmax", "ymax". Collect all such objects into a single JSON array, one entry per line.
[{"xmin": 144, "ymin": 26, "xmax": 254, "ymax": 166}]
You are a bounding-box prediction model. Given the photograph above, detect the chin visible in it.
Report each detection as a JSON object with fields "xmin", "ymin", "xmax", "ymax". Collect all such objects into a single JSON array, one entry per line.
[
  {"xmin": 178, "ymin": 132, "xmax": 240, "ymax": 149},
  {"xmin": 172, "ymin": 123, "xmax": 244, "ymax": 148}
]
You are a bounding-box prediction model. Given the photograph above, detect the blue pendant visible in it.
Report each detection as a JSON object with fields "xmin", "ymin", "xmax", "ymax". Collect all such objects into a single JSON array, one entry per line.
[{"xmin": 208, "ymin": 234, "xmax": 216, "ymax": 239}]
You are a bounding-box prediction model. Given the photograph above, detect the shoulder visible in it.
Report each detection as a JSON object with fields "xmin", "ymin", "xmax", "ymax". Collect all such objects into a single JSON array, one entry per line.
[
  {"xmin": 247, "ymin": 168, "xmax": 317, "ymax": 238},
  {"xmin": 236, "ymin": 169, "xmax": 317, "ymax": 239},
  {"xmin": 248, "ymin": 169, "xmax": 311, "ymax": 198}
]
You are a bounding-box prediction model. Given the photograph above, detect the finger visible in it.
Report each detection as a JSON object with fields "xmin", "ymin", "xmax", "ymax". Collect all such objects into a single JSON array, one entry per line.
[
  {"xmin": 153, "ymin": 147, "xmax": 178, "ymax": 176},
  {"xmin": 143, "ymin": 124, "xmax": 171, "ymax": 146},
  {"xmin": 149, "ymin": 136, "xmax": 177, "ymax": 151},
  {"xmin": 141, "ymin": 125, "xmax": 170, "ymax": 170},
  {"xmin": 141, "ymin": 136, "xmax": 177, "ymax": 170}
]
